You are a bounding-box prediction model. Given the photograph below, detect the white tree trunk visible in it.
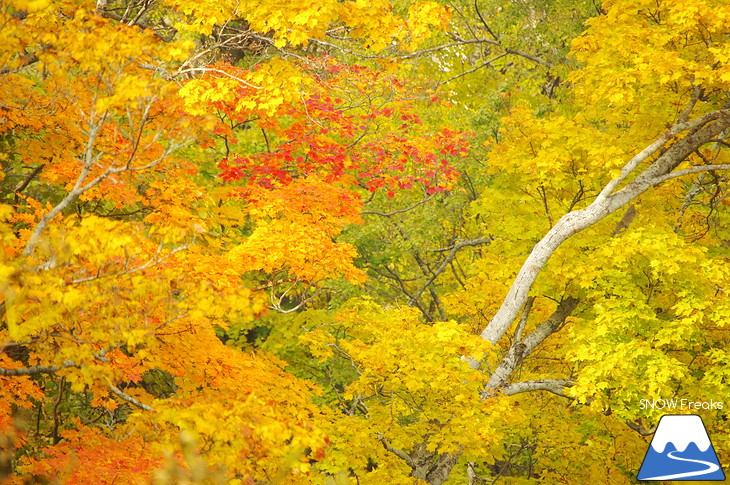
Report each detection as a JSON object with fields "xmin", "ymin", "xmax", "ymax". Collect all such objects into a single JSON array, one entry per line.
[{"xmin": 480, "ymin": 109, "xmax": 730, "ymax": 345}]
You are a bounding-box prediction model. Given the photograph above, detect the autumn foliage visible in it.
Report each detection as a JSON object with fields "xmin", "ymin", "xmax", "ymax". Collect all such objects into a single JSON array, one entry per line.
[{"xmin": 1, "ymin": 0, "xmax": 730, "ymax": 483}]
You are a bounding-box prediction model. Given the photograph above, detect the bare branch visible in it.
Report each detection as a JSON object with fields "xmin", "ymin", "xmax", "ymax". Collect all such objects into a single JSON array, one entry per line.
[
  {"xmin": 378, "ymin": 434, "xmax": 414, "ymax": 466},
  {"xmin": 0, "ymin": 361, "xmax": 76, "ymax": 376},
  {"xmin": 513, "ymin": 296, "xmax": 534, "ymax": 343},
  {"xmin": 654, "ymin": 164, "xmax": 730, "ymax": 184},
  {"xmin": 0, "ymin": 52, "xmax": 40, "ymax": 75},
  {"xmin": 596, "ymin": 109, "xmax": 729, "ymax": 203},
  {"xmin": 24, "ymin": 118, "xmax": 103, "ymax": 256},
  {"xmin": 436, "ymin": 53, "xmax": 509, "ymax": 87},
  {"xmin": 677, "ymin": 83, "xmax": 702, "ymax": 124},
  {"xmin": 14, "ymin": 164, "xmax": 45, "ymax": 205},
  {"xmin": 520, "ymin": 297, "xmax": 580, "ymax": 353},
  {"xmin": 96, "ymin": 0, "xmax": 108, "ymax": 14},
  {"xmin": 501, "ymin": 379, "xmax": 575, "ymax": 397},
  {"xmin": 474, "ymin": 0, "xmax": 499, "ymax": 41},
  {"xmin": 409, "ymin": 237, "xmax": 493, "ymax": 306},
  {"xmin": 626, "ymin": 421, "xmax": 657, "ymax": 436},
  {"xmin": 174, "ymin": 67, "xmax": 262, "ymax": 89},
  {"xmin": 504, "ymin": 48, "xmax": 550, "ymax": 67},
  {"xmin": 310, "ymin": 38, "xmax": 384, "ymax": 60},
  {"xmin": 483, "ymin": 297, "xmax": 578, "ymax": 396},
  {"xmin": 325, "ymin": 342, "xmax": 362, "ymax": 376},
  {"xmin": 24, "ymin": 125, "xmax": 185, "ymax": 258},
  {"xmin": 70, "ymin": 242, "xmax": 188, "ymax": 285},
  {"xmin": 360, "ymin": 194, "xmax": 435, "ymax": 217},
  {"xmin": 481, "ymin": 109, "xmax": 730, "ymax": 345},
  {"xmin": 398, "ymin": 38, "xmax": 499, "ymax": 60},
  {"xmin": 109, "ymin": 385, "xmax": 154, "ymax": 411},
  {"xmin": 609, "ymin": 204, "xmax": 638, "ymax": 236}
]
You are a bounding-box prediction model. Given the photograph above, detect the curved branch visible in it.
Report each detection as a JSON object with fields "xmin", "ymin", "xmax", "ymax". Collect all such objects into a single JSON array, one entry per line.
[
  {"xmin": 480, "ymin": 109, "xmax": 730, "ymax": 345},
  {"xmin": 13, "ymin": 164, "xmax": 45, "ymax": 205},
  {"xmin": 398, "ymin": 38, "xmax": 499, "ymax": 60},
  {"xmin": 504, "ymin": 47, "xmax": 551, "ymax": 67},
  {"xmin": 173, "ymin": 67, "xmax": 262, "ymax": 89},
  {"xmin": 654, "ymin": 164, "xmax": 730, "ymax": 184},
  {"xmin": 596, "ymin": 109, "xmax": 729, "ymax": 203},
  {"xmin": 474, "ymin": 0, "xmax": 499, "ymax": 41},
  {"xmin": 23, "ymin": 118, "xmax": 103, "ymax": 256}
]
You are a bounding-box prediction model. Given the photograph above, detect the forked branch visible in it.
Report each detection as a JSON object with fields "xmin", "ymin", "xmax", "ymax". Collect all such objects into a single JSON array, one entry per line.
[{"xmin": 480, "ymin": 109, "xmax": 730, "ymax": 345}]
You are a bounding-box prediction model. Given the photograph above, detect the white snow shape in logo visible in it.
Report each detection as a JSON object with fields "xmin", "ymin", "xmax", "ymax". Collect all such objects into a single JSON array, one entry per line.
[{"xmin": 650, "ymin": 415, "xmax": 711, "ymax": 453}]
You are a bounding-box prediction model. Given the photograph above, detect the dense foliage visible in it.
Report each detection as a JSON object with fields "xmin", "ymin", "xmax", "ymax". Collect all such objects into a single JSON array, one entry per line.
[{"xmin": 1, "ymin": 0, "xmax": 729, "ymax": 483}]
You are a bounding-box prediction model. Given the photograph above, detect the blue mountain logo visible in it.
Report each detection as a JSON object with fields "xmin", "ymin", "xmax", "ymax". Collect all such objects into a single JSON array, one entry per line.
[{"xmin": 638, "ymin": 414, "xmax": 726, "ymax": 481}]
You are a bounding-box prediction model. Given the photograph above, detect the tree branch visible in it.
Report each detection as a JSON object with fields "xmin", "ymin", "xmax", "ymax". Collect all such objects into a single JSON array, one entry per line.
[
  {"xmin": 474, "ymin": 0, "xmax": 499, "ymax": 41},
  {"xmin": 501, "ymin": 379, "xmax": 575, "ymax": 397},
  {"xmin": 520, "ymin": 297, "xmax": 580, "ymax": 353},
  {"xmin": 398, "ymin": 38, "xmax": 499, "ymax": 60},
  {"xmin": 504, "ymin": 48, "xmax": 550, "ymax": 67},
  {"xmin": 0, "ymin": 362, "xmax": 75, "ymax": 376},
  {"xmin": 480, "ymin": 109, "xmax": 730, "ymax": 345},
  {"xmin": 70, "ymin": 241, "xmax": 188, "ymax": 285},
  {"xmin": 626, "ymin": 421, "xmax": 657, "ymax": 436},
  {"xmin": 596, "ymin": 109, "xmax": 729, "ymax": 203},
  {"xmin": 1, "ymin": 362, "xmax": 153, "ymax": 411},
  {"xmin": 174, "ymin": 67, "xmax": 262, "ymax": 89},
  {"xmin": 436, "ymin": 53, "xmax": 509, "ymax": 87},
  {"xmin": 108, "ymin": 385, "xmax": 154, "ymax": 411},
  {"xmin": 653, "ymin": 164, "xmax": 730, "ymax": 184},
  {"xmin": 609, "ymin": 204, "xmax": 638, "ymax": 236},
  {"xmin": 24, "ymin": 118, "xmax": 103, "ymax": 256},
  {"xmin": 24, "ymin": 118, "xmax": 185, "ymax": 258},
  {"xmin": 360, "ymin": 194, "xmax": 435, "ymax": 217},
  {"xmin": 14, "ymin": 164, "xmax": 45, "ymax": 205},
  {"xmin": 409, "ymin": 237, "xmax": 493, "ymax": 307},
  {"xmin": 378, "ymin": 435, "xmax": 414, "ymax": 467},
  {"xmin": 513, "ymin": 296, "xmax": 534, "ymax": 343},
  {"xmin": 483, "ymin": 297, "xmax": 579, "ymax": 396}
]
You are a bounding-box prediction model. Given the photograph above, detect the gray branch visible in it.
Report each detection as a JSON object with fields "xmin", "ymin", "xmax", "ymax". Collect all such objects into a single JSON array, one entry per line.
[
  {"xmin": 360, "ymin": 194, "xmax": 435, "ymax": 217},
  {"xmin": 480, "ymin": 108, "xmax": 730, "ymax": 345},
  {"xmin": 378, "ymin": 434, "xmax": 414, "ymax": 467},
  {"xmin": 654, "ymin": 164, "xmax": 730, "ymax": 183},
  {"xmin": 501, "ymin": 379, "xmax": 575, "ymax": 397},
  {"xmin": 483, "ymin": 297, "xmax": 579, "ymax": 396},
  {"xmin": 24, "ymin": 119, "xmax": 103, "ymax": 256},
  {"xmin": 1, "ymin": 361, "xmax": 153, "ymax": 411},
  {"xmin": 626, "ymin": 421, "xmax": 657, "ymax": 436},
  {"xmin": 109, "ymin": 385, "xmax": 154, "ymax": 411},
  {"xmin": 0, "ymin": 362, "xmax": 75, "ymax": 376},
  {"xmin": 409, "ymin": 237, "xmax": 493, "ymax": 307}
]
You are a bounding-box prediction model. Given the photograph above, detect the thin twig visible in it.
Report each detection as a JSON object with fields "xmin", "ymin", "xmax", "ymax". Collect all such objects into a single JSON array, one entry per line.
[{"xmin": 360, "ymin": 194, "xmax": 435, "ymax": 217}]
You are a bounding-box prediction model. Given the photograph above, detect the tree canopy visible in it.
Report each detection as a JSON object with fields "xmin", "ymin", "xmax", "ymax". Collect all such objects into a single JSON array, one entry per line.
[{"xmin": 1, "ymin": 0, "xmax": 729, "ymax": 483}]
